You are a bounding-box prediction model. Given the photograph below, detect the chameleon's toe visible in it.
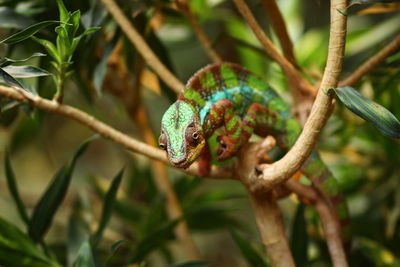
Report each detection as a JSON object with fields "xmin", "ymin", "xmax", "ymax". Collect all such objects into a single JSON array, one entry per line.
[{"xmin": 216, "ymin": 135, "xmax": 236, "ymax": 161}]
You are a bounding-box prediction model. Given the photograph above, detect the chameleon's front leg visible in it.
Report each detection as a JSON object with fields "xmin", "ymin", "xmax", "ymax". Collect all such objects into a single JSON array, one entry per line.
[
  {"xmin": 216, "ymin": 102, "xmax": 282, "ymax": 161},
  {"xmin": 205, "ymin": 99, "xmax": 249, "ymax": 161}
]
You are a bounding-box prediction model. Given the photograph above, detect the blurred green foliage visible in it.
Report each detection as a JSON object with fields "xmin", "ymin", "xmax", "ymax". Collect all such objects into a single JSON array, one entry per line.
[{"xmin": 0, "ymin": 0, "xmax": 399, "ymax": 266}]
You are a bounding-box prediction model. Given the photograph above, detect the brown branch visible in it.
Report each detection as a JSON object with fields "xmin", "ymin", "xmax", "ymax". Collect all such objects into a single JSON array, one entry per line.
[
  {"xmin": 339, "ymin": 34, "xmax": 400, "ymax": 87},
  {"xmin": 285, "ymin": 179, "xmax": 317, "ymax": 202},
  {"xmin": 252, "ymin": 0, "xmax": 348, "ymax": 197},
  {"xmin": 176, "ymin": 0, "xmax": 222, "ymax": 63},
  {"xmin": 100, "ymin": 0, "xmax": 184, "ymax": 94},
  {"xmin": 233, "ymin": 139, "xmax": 295, "ymax": 266},
  {"xmin": 248, "ymin": 192, "xmax": 295, "ymax": 267},
  {"xmin": 232, "ymin": 0, "xmax": 316, "ymax": 104},
  {"xmin": 260, "ymin": 0, "xmax": 296, "ymax": 64},
  {"xmin": 315, "ymin": 199, "xmax": 348, "ymax": 267},
  {"xmin": 0, "ymin": 85, "xmax": 232, "ymax": 180}
]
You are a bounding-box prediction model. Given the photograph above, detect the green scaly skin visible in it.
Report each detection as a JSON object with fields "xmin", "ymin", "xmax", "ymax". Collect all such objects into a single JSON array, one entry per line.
[{"xmin": 159, "ymin": 62, "xmax": 351, "ymax": 245}]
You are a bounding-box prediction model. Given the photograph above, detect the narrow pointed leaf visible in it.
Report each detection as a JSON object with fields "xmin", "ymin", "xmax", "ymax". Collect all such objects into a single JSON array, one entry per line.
[
  {"xmin": 69, "ymin": 10, "xmax": 81, "ymax": 37},
  {"xmin": 0, "ymin": 67, "xmax": 24, "ymax": 89},
  {"xmin": 0, "ymin": 217, "xmax": 60, "ymax": 267},
  {"xmin": 4, "ymin": 151, "xmax": 30, "ymax": 225},
  {"xmin": 0, "ymin": 20, "xmax": 59, "ymax": 44},
  {"xmin": 290, "ymin": 204, "xmax": 308, "ymax": 266},
  {"xmin": 55, "ymin": 25, "xmax": 71, "ymax": 59},
  {"xmin": 72, "ymin": 241, "xmax": 95, "ymax": 267},
  {"xmin": 1, "ymin": 53, "xmax": 46, "ymax": 67},
  {"xmin": 350, "ymin": 0, "xmax": 399, "ymax": 5},
  {"xmin": 2, "ymin": 65, "xmax": 51, "ymax": 78},
  {"xmin": 230, "ymin": 231, "xmax": 269, "ymax": 267},
  {"xmin": 328, "ymin": 86, "xmax": 400, "ymax": 138},
  {"xmin": 31, "ymin": 37, "xmax": 61, "ymax": 63},
  {"xmin": 56, "ymin": 0, "xmax": 69, "ymax": 23},
  {"xmin": 91, "ymin": 168, "xmax": 124, "ymax": 247},
  {"xmin": 359, "ymin": 238, "xmax": 400, "ymax": 266},
  {"xmin": 93, "ymin": 29, "xmax": 119, "ymax": 95},
  {"xmin": 71, "ymin": 27, "xmax": 100, "ymax": 54},
  {"xmin": 67, "ymin": 200, "xmax": 90, "ymax": 267},
  {"xmin": 28, "ymin": 140, "xmax": 91, "ymax": 243}
]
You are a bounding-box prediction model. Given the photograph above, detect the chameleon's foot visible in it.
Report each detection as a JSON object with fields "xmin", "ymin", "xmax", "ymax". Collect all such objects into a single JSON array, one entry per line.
[{"xmin": 216, "ymin": 135, "xmax": 236, "ymax": 161}]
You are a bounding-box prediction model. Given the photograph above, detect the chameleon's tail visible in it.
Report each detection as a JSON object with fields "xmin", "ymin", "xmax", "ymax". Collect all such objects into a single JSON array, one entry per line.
[{"xmin": 301, "ymin": 151, "xmax": 352, "ymax": 248}]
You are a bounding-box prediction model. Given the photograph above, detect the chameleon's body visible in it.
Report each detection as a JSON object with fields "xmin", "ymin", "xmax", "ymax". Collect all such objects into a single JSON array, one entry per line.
[{"xmin": 159, "ymin": 63, "xmax": 350, "ymax": 243}]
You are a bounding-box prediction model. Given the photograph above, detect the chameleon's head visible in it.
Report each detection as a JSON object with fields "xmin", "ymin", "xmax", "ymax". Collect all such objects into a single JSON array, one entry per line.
[{"xmin": 159, "ymin": 100, "xmax": 205, "ymax": 169}]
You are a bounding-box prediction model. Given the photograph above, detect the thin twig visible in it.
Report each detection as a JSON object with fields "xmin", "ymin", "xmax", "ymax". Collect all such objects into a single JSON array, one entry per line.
[
  {"xmin": 315, "ymin": 199, "xmax": 348, "ymax": 267},
  {"xmin": 176, "ymin": 0, "xmax": 222, "ymax": 63},
  {"xmin": 100, "ymin": 0, "xmax": 184, "ymax": 94},
  {"xmin": 261, "ymin": 0, "xmax": 296, "ymax": 64},
  {"xmin": 232, "ymin": 0, "xmax": 316, "ymax": 102},
  {"xmin": 0, "ymin": 85, "xmax": 231, "ymax": 180},
  {"xmin": 285, "ymin": 179, "xmax": 317, "ymax": 202},
  {"xmin": 340, "ymin": 34, "xmax": 400, "ymax": 87}
]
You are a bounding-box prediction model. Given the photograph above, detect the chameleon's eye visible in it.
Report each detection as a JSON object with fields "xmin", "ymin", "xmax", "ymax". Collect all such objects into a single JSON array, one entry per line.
[
  {"xmin": 192, "ymin": 132, "xmax": 199, "ymax": 139},
  {"xmin": 158, "ymin": 134, "xmax": 167, "ymax": 150}
]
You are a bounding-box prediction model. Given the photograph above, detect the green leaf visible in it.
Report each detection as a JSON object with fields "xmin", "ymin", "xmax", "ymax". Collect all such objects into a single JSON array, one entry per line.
[
  {"xmin": 56, "ymin": 0, "xmax": 70, "ymax": 23},
  {"xmin": 67, "ymin": 200, "xmax": 90, "ymax": 267},
  {"xmin": 230, "ymin": 231, "xmax": 269, "ymax": 267},
  {"xmin": 91, "ymin": 168, "xmax": 124, "ymax": 247},
  {"xmin": 69, "ymin": 10, "xmax": 81, "ymax": 38},
  {"xmin": 28, "ymin": 139, "xmax": 91, "ymax": 243},
  {"xmin": 0, "ymin": 217, "xmax": 60, "ymax": 267},
  {"xmin": 71, "ymin": 27, "xmax": 100, "ymax": 54},
  {"xmin": 93, "ymin": 29, "xmax": 119, "ymax": 95},
  {"xmin": 328, "ymin": 86, "xmax": 400, "ymax": 139},
  {"xmin": 0, "ymin": 52, "xmax": 46, "ymax": 67},
  {"xmin": 0, "ymin": 7, "xmax": 35, "ymax": 29},
  {"xmin": 2, "ymin": 65, "xmax": 51, "ymax": 78},
  {"xmin": 349, "ymin": 0, "xmax": 399, "ymax": 5},
  {"xmin": 0, "ymin": 20, "xmax": 60, "ymax": 44},
  {"xmin": 4, "ymin": 151, "xmax": 30, "ymax": 225},
  {"xmin": 72, "ymin": 241, "xmax": 95, "ymax": 267},
  {"xmin": 55, "ymin": 25, "xmax": 71, "ymax": 60},
  {"xmin": 129, "ymin": 220, "xmax": 180, "ymax": 263},
  {"xmin": 0, "ymin": 67, "xmax": 25, "ymax": 89},
  {"xmin": 358, "ymin": 238, "xmax": 400, "ymax": 266},
  {"xmin": 290, "ymin": 203, "xmax": 308, "ymax": 266},
  {"xmin": 31, "ymin": 37, "xmax": 62, "ymax": 63}
]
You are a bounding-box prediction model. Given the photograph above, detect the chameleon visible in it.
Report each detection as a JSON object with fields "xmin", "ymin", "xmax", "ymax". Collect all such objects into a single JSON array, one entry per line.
[{"xmin": 158, "ymin": 62, "xmax": 350, "ymax": 244}]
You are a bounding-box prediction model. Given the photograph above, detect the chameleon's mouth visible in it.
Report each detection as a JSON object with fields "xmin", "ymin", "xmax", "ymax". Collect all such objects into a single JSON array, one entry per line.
[{"xmin": 168, "ymin": 140, "xmax": 205, "ymax": 169}]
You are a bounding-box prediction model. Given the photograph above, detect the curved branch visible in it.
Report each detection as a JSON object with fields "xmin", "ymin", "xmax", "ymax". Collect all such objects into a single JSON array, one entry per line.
[
  {"xmin": 100, "ymin": 0, "xmax": 184, "ymax": 94},
  {"xmin": 252, "ymin": 0, "xmax": 348, "ymax": 192},
  {"xmin": 340, "ymin": 34, "xmax": 400, "ymax": 87}
]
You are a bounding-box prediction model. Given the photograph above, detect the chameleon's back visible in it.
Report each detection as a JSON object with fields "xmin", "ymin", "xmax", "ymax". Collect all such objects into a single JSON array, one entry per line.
[{"xmin": 180, "ymin": 63, "xmax": 292, "ymax": 123}]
